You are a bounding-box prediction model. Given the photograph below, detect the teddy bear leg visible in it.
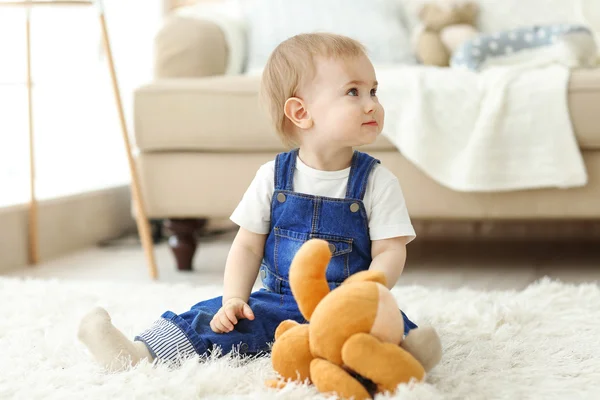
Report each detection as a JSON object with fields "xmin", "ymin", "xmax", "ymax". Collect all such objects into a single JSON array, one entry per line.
[
  {"xmin": 341, "ymin": 333, "xmax": 425, "ymax": 393},
  {"xmin": 401, "ymin": 326, "xmax": 442, "ymax": 372},
  {"xmin": 310, "ymin": 358, "xmax": 371, "ymax": 400},
  {"xmin": 271, "ymin": 323, "xmax": 313, "ymax": 383}
]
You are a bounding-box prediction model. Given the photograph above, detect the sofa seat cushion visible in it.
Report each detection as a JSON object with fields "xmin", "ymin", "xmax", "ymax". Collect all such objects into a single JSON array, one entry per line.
[
  {"xmin": 134, "ymin": 69, "xmax": 600, "ymax": 152},
  {"xmin": 137, "ymin": 150, "xmax": 600, "ymax": 219}
]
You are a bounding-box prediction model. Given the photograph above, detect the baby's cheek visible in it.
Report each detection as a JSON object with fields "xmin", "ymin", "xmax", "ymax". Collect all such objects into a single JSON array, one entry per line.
[
  {"xmin": 377, "ymin": 105, "xmax": 385, "ymax": 126},
  {"xmin": 369, "ymin": 284, "xmax": 404, "ymax": 345}
]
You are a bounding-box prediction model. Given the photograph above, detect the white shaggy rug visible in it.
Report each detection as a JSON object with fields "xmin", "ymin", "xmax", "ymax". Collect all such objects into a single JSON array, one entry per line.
[{"xmin": 1, "ymin": 277, "xmax": 599, "ymax": 399}]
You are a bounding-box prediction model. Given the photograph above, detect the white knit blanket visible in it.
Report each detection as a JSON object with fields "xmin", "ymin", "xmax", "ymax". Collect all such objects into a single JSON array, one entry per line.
[{"xmin": 376, "ymin": 64, "xmax": 587, "ymax": 192}]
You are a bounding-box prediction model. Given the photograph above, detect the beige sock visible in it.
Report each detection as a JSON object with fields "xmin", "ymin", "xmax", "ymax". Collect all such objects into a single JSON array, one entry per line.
[{"xmin": 78, "ymin": 307, "xmax": 153, "ymax": 372}]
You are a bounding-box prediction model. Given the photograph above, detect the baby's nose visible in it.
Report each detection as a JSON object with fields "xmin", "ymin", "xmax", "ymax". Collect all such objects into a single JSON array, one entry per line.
[{"xmin": 364, "ymin": 100, "xmax": 376, "ymax": 113}]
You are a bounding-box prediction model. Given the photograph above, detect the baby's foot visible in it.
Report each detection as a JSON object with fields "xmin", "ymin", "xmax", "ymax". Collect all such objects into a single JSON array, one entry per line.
[
  {"xmin": 400, "ymin": 326, "xmax": 442, "ymax": 372},
  {"xmin": 78, "ymin": 307, "xmax": 152, "ymax": 372}
]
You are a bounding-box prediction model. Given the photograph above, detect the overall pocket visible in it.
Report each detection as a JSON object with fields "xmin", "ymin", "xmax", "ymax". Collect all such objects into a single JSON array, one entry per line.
[
  {"xmin": 309, "ymin": 232, "xmax": 353, "ymax": 282},
  {"xmin": 274, "ymin": 228, "xmax": 353, "ymax": 282},
  {"xmin": 274, "ymin": 228, "xmax": 309, "ymax": 277}
]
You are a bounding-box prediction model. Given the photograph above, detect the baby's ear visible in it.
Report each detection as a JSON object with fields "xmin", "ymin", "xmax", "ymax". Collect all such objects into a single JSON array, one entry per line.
[
  {"xmin": 342, "ymin": 270, "xmax": 387, "ymax": 286},
  {"xmin": 284, "ymin": 97, "xmax": 313, "ymax": 130}
]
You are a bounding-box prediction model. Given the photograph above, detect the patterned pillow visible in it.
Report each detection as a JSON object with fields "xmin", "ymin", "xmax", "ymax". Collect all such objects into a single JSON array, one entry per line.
[{"xmin": 450, "ymin": 24, "xmax": 597, "ymax": 71}]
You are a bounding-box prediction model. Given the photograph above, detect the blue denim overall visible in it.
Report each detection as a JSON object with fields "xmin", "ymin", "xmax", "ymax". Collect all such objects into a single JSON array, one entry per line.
[{"xmin": 135, "ymin": 149, "xmax": 417, "ymax": 363}]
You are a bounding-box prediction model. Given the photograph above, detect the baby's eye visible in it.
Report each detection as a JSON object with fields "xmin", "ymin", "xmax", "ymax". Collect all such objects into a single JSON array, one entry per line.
[
  {"xmin": 370, "ymin": 88, "xmax": 377, "ymax": 96},
  {"xmin": 347, "ymin": 88, "xmax": 358, "ymax": 96}
]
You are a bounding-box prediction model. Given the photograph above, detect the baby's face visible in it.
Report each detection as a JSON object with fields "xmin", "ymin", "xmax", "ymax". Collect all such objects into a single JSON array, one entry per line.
[{"xmin": 302, "ymin": 54, "xmax": 384, "ymax": 148}]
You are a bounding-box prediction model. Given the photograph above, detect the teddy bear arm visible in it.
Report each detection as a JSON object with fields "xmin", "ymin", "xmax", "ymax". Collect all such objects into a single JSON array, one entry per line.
[
  {"xmin": 417, "ymin": 31, "xmax": 450, "ymax": 66},
  {"xmin": 341, "ymin": 333, "xmax": 426, "ymax": 393},
  {"xmin": 310, "ymin": 358, "xmax": 371, "ymax": 400}
]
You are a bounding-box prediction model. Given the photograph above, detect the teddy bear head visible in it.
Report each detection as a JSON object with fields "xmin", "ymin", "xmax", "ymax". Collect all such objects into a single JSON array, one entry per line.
[
  {"xmin": 419, "ymin": 2, "xmax": 479, "ymax": 32},
  {"xmin": 309, "ymin": 273, "xmax": 405, "ymax": 365}
]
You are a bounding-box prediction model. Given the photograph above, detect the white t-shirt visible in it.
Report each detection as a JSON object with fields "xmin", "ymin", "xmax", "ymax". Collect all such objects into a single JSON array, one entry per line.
[{"xmin": 230, "ymin": 157, "xmax": 416, "ymax": 242}]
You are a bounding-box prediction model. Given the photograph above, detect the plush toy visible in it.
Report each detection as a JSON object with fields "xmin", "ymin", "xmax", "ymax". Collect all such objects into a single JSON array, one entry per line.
[
  {"xmin": 266, "ymin": 239, "xmax": 442, "ymax": 400},
  {"xmin": 414, "ymin": 1, "xmax": 480, "ymax": 67}
]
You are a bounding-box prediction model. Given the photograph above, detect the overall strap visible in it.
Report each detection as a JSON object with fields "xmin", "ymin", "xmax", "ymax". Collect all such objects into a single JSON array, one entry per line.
[
  {"xmin": 345, "ymin": 151, "xmax": 380, "ymax": 200},
  {"xmin": 274, "ymin": 148, "xmax": 299, "ymax": 191}
]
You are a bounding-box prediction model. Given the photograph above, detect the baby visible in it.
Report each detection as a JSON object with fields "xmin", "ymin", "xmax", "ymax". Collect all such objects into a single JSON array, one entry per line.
[{"xmin": 78, "ymin": 32, "xmax": 441, "ymax": 372}]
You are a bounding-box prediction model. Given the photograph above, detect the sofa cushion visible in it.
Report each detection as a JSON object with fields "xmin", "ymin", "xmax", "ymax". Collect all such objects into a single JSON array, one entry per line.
[
  {"xmin": 134, "ymin": 70, "xmax": 600, "ymax": 151},
  {"xmin": 154, "ymin": 16, "xmax": 229, "ymax": 79},
  {"xmin": 137, "ymin": 150, "xmax": 600, "ymax": 219},
  {"xmin": 569, "ymin": 68, "xmax": 600, "ymax": 149}
]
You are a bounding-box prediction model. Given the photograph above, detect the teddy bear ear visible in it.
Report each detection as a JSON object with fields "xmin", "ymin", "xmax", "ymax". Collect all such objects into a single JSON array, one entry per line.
[{"xmin": 342, "ymin": 270, "xmax": 387, "ymax": 286}]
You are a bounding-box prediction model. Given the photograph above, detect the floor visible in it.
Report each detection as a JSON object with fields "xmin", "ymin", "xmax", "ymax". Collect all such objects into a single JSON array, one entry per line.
[{"xmin": 5, "ymin": 228, "xmax": 600, "ymax": 291}]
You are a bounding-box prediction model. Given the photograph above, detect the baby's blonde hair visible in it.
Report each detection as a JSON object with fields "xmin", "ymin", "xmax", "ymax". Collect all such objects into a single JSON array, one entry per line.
[{"xmin": 260, "ymin": 33, "xmax": 367, "ymax": 147}]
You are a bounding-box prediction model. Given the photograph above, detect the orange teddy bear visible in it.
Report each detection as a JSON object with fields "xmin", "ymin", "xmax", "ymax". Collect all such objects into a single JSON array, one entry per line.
[{"xmin": 266, "ymin": 239, "xmax": 442, "ymax": 399}]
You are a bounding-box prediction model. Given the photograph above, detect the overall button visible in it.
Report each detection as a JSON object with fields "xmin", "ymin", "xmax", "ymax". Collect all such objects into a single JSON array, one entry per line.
[
  {"xmin": 328, "ymin": 243, "xmax": 336, "ymax": 253},
  {"xmin": 240, "ymin": 343, "xmax": 249, "ymax": 353},
  {"xmin": 350, "ymin": 203, "xmax": 360, "ymax": 213},
  {"xmin": 260, "ymin": 269, "xmax": 267, "ymax": 280},
  {"xmin": 277, "ymin": 193, "xmax": 286, "ymax": 203}
]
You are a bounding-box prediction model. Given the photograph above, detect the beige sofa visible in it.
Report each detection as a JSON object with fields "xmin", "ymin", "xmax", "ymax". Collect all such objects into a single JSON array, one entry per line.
[{"xmin": 133, "ymin": 15, "xmax": 600, "ymax": 271}]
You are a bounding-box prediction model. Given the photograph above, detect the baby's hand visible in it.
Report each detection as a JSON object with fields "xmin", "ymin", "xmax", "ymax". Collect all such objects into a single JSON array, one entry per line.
[{"xmin": 210, "ymin": 297, "xmax": 255, "ymax": 333}]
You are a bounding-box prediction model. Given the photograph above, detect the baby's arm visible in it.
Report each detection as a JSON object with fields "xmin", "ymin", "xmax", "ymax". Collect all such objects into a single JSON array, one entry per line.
[
  {"xmin": 369, "ymin": 236, "xmax": 409, "ymax": 289},
  {"xmin": 223, "ymin": 227, "xmax": 267, "ymax": 304},
  {"xmin": 211, "ymin": 227, "xmax": 266, "ymax": 333}
]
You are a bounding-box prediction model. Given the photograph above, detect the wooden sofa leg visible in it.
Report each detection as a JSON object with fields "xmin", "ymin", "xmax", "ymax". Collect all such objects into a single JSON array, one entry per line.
[{"xmin": 164, "ymin": 219, "xmax": 206, "ymax": 271}]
